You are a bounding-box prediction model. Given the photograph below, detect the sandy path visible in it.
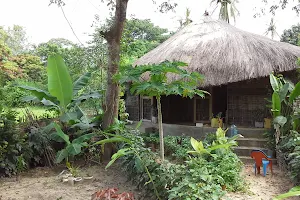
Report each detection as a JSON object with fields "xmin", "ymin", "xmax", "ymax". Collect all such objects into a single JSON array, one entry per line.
[
  {"xmin": 0, "ymin": 164, "xmax": 297, "ymax": 200},
  {"xmin": 226, "ymin": 165, "xmax": 297, "ymax": 200},
  {"xmin": 0, "ymin": 164, "xmax": 142, "ymax": 200}
]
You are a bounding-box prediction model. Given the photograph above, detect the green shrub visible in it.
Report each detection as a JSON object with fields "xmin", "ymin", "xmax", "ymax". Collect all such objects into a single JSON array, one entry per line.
[
  {"xmin": 278, "ymin": 131, "xmax": 300, "ymax": 184},
  {"xmin": 0, "ymin": 108, "xmax": 32, "ymax": 176},
  {"xmin": 96, "ymin": 126, "xmax": 246, "ymax": 200},
  {"xmin": 203, "ymin": 132, "xmax": 217, "ymax": 146},
  {"xmin": 0, "ymin": 83, "xmax": 29, "ymax": 107}
]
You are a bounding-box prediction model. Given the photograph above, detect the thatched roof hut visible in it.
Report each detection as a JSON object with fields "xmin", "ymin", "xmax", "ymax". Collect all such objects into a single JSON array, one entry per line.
[{"xmin": 134, "ymin": 18, "xmax": 300, "ymax": 86}]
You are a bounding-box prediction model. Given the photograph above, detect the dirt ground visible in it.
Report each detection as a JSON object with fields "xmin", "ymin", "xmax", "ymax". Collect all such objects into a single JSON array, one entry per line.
[
  {"xmin": 226, "ymin": 165, "xmax": 297, "ymax": 200},
  {"xmin": 0, "ymin": 164, "xmax": 297, "ymax": 200},
  {"xmin": 0, "ymin": 163, "xmax": 142, "ymax": 200}
]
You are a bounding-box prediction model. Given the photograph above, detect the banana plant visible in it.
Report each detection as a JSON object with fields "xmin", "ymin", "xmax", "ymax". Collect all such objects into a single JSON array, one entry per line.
[
  {"xmin": 50, "ymin": 122, "xmax": 96, "ymax": 163},
  {"xmin": 18, "ymin": 54, "xmax": 101, "ymax": 128},
  {"xmin": 269, "ymin": 74, "xmax": 300, "ymax": 144},
  {"xmin": 18, "ymin": 54, "xmax": 101, "ymax": 115}
]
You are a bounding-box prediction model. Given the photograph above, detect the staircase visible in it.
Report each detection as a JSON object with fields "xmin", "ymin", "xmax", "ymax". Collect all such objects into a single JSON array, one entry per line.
[{"xmin": 233, "ymin": 128, "xmax": 276, "ymax": 165}]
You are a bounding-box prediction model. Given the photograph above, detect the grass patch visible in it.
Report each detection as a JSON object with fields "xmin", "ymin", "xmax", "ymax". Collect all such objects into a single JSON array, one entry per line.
[{"xmin": 10, "ymin": 106, "xmax": 56, "ymax": 120}]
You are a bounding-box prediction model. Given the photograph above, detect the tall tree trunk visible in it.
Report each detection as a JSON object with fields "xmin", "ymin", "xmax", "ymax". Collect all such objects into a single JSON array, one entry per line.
[
  {"xmin": 102, "ymin": 0, "xmax": 129, "ymax": 129},
  {"xmin": 156, "ymin": 96, "xmax": 164, "ymax": 161}
]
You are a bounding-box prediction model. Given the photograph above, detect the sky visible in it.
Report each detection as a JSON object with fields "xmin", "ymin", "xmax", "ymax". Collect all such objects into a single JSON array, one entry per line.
[{"xmin": 0, "ymin": 0, "xmax": 299, "ymax": 46}]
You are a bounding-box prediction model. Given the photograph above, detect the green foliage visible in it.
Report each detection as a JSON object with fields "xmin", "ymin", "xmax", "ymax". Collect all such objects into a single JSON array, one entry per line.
[
  {"xmin": 66, "ymin": 161, "xmax": 80, "ymax": 177},
  {"xmin": 16, "ymin": 155, "xmax": 27, "ymax": 174},
  {"xmin": 94, "ymin": 125, "xmax": 245, "ymax": 200},
  {"xmin": 281, "ymin": 23, "xmax": 300, "ymax": 46},
  {"xmin": 164, "ymin": 135, "xmax": 192, "ymax": 161},
  {"xmin": 18, "ymin": 54, "xmax": 101, "ymax": 128},
  {"xmin": 118, "ymin": 61, "xmax": 208, "ymax": 160},
  {"xmin": 10, "ymin": 54, "xmax": 46, "ymax": 82},
  {"xmin": 121, "ymin": 18, "xmax": 170, "ymax": 59},
  {"xmin": 269, "ymin": 74, "xmax": 300, "ymax": 183},
  {"xmin": 203, "ymin": 132, "xmax": 217, "ymax": 145},
  {"xmin": 269, "ymin": 74, "xmax": 297, "ymax": 139},
  {"xmin": 0, "ymin": 108, "xmax": 30, "ymax": 176},
  {"xmin": 272, "ymin": 92, "xmax": 281, "ymax": 117},
  {"xmin": 188, "ymin": 128, "xmax": 240, "ymax": 157},
  {"xmin": 0, "ymin": 25, "xmax": 28, "ymax": 55},
  {"xmin": 273, "ymin": 186, "xmax": 300, "ymax": 200},
  {"xmin": 50, "ymin": 122, "xmax": 96, "ymax": 163},
  {"xmin": 263, "ymin": 129, "xmax": 276, "ymax": 150},
  {"xmin": 47, "ymin": 54, "xmax": 73, "ymax": 110},
  {"xmin": 0, "ymin": 82, "xmax": 31, "ymax": 107},
  {"xmin": 118, "ymin": 89, "xmax": 129, "ymax": 121},
  {"xmin": 168, "ymin": 158, "xmax": 225, "ymax": 200},
  {"xmin": 24, "ymin": 119, "xmax": 56, "ymax": 167},
  {"xmin": 119, "ymin": 61, "xmax": 207, "ymax": 98}
]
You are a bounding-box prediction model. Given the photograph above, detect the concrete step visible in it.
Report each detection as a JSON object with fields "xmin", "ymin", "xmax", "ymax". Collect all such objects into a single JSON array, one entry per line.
[
  {"xmin": 236, "ymin": 138, "xmax": 267, "ymax": 148},
  {"xmin": 239, "ymin": 156, "xmax": 277, "ymax": 165},
  {"xmin": 234, "ymin": 128, "xmax": 267, "ymax": 138},
  {"xmin": 234, "ymin": 146, "xmax": 269, "ymax": 157}
]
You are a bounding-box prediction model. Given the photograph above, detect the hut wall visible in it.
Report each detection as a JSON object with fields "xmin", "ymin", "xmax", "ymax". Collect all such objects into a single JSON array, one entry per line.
[
  {"xmin": 212, "ymin": 85, "xmax": 227, "ymax": 118},
  {"xmin": 227, "ymin": 78, "xmax": 271, "ymax": 127},
  {"xmin": 161, "ymin": 95, "xmax": 194, "ymax": 124}
]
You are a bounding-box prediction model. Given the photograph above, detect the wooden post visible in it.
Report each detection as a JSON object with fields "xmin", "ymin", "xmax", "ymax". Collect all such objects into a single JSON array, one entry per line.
[
  {"xmin": 193, "ymin": 97, "xmax": 196, "ymax": 123},
  {"xmin": 209, "ymin": 87, "xmax": 213, "ymax": 119}
]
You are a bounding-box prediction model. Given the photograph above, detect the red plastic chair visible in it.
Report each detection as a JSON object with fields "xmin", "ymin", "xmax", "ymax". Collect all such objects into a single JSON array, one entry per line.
[{"xmin": 250, "ymin": 150, "xmax": 273, "ymax": 176}]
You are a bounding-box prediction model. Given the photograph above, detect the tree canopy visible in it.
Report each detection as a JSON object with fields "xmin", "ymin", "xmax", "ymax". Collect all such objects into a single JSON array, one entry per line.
[
  {"xmin": 281, "ymin": 24, "xmax": 300, "ymax": 46},
  {"xmin": 121, "ymin": 18, "xmax": 170, "ymax": 59}
]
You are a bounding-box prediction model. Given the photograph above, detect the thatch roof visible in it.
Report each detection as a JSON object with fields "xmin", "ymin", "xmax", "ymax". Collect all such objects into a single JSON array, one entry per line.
[{"xmin": 134, "ymin": 18, "xmax": 300, "ymax": 86}]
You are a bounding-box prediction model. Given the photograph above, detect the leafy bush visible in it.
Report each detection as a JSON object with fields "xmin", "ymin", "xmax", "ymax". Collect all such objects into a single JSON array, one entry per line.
[
  {"xmin": 0, "ymin": 83, "xmax": 29, "ymax": 107},
  {"xmin": 0, "ymin": 108, "xmax": 31, "ymax": 176},
  {"xmin": 203, "ymin": 132, "xmax": 217, "ymax": 146},
  {"xmin": 94, "ymin": 126, "xmax": 246, "ymax": 200},
  {"xmin": 168, "ymin": 158, "xmax": 225, "ymax": 200},
  {"xmin": 50, "ymin": 123, "xmax": 96, "ymax": 163},
  {"xmin": 19, "ymin": 111, "xmax": 57, "ymax": 167},
  {"xmin": 164, "ymin": 135, "xmax": 192, "ymax": 161}
]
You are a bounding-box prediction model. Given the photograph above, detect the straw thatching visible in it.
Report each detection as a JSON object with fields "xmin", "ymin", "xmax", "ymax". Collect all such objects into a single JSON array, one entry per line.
[{"xmin": 134, "ymin": 18, "xmax": 300, "ymax": 86}]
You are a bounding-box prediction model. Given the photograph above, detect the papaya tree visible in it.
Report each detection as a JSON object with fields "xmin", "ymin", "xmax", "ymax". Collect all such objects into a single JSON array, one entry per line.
[{"xmin": 118, "ymin": 61, "xmax": 208, "ymax": 160}]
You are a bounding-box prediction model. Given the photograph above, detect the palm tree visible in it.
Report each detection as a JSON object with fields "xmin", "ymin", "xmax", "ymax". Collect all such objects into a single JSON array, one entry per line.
[
  {"xmin": 211, "ymin": 0, "xmax": 240, "ymax": 24},
  {"xmin": 264, "ymin": 18, "xmax": 280, "ymax": 40},
  {"xmin": 178, "ymin": 8, "xmax": 193, "ymax": 28}
]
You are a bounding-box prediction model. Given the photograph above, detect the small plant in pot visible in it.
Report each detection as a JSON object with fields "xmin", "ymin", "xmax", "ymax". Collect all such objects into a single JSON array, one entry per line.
[
  {"xmin": 253, "ymin": 109, "xmax": 264, "ymax": 128},
  {"xmin": 264, "ymin": 109, "xmax": 272, "ymax": 129},
  {"xmin": 211, "ymin": 112, "xmax": 223, "ymax": 128}
]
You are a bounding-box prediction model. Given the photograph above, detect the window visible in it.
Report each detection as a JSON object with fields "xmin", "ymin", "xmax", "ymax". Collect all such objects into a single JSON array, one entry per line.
[{"xmin": 140, "ymin": 96, "xmax": 153, "ymax": 121}]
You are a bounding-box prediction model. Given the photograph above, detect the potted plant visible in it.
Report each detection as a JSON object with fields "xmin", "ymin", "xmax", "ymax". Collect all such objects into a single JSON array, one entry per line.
[
  {"xmin": 264, "ymin": 109, "xmax": 272, "ymax": 129},
  {"xmin": 254, "ymin": 109, "xmax": 264, "ymax": 128},
  {"xmin": 211, "ymin": 113, "xmax": 218, "ymax": 128},
  {"xmin": 211, "ymin": 112, "xmax": 223, "ymax": 128}
]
